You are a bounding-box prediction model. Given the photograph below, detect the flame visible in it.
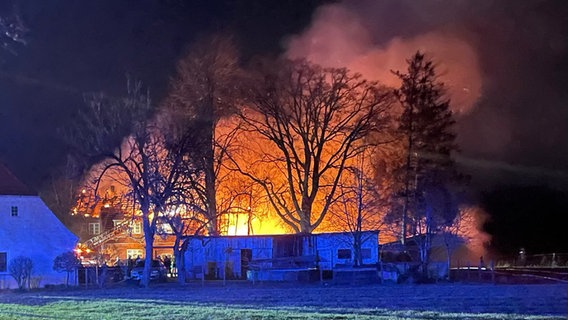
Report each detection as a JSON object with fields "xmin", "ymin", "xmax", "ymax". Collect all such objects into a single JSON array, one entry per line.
[
  {"xmin": 225, "ymin": 212, "xmax": 249, "ymax": 236},
  {"xmin": 224, "ymin": 208, "xmax": 287, "ymax": 236},
  {"xmin": 457, "ymin": 206, "xmax": 491, "ymax": 260},
  {"xmin": 250, "ymin": 216, "xmax": 287, "ymax": 235}
]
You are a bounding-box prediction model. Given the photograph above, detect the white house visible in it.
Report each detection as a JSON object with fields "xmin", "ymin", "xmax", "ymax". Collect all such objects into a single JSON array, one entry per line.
[{"xmin": 0, "ymin": 163, "xmax": 78, "ymax": 288}]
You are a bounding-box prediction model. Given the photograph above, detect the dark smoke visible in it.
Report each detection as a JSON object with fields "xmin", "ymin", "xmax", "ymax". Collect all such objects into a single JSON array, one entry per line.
[{"xmin": 285, "ymin": 0, "xmax": 568, "ymax": 191}]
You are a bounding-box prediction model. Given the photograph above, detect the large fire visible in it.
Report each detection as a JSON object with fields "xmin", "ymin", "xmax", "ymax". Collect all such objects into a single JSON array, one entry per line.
[
  {"xmin": 73, "ymin": 4, "xmax": 486, "ymax": 245},
  {"xmin": 224, "ymin": 211, "xmax": 287, "ymax": 236}
]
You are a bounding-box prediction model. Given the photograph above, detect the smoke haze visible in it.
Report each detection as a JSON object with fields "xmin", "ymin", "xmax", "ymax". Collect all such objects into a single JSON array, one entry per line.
[
  {"xmin": 284, "ymin": 0, "xmax": 568, "ymax": 190},
  {"xmin": 284, "ymin": 1, "xmax": 568, "ymax": 253},
  {"xmin": 285, "ymin": 4, "xmax": 482, "ymax": 114}
]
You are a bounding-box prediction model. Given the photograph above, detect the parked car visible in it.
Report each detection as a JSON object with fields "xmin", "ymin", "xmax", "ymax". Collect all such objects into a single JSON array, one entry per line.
[{"xmin": 129, "ymin": 260, "xmax": 167, "ymax": 281}]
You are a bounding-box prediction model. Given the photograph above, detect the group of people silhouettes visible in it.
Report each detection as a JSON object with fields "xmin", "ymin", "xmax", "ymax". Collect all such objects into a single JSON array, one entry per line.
[{"xmin": 115, "ymin": 254, "xmax": 176, "ymax": 278}]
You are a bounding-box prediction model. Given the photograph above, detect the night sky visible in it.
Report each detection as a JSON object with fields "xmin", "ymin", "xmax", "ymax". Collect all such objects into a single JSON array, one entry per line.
[{"xmin": 1, "ymin": 0, "xmax": 567, "ymax": 255}]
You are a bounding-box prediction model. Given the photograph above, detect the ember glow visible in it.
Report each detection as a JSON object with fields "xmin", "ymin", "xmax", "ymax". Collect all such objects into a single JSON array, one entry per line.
[
  {"xmin": 224, "ymin": 210, "xmax": 288, "ymax": 236},
  {"xmin": 457, "ymin": 206, "xmax": 492, "ymax": 261}
]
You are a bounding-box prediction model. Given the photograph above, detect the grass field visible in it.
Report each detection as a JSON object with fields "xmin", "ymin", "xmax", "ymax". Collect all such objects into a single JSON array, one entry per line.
[{"xmin": 0, "ymin": 282, "xmax": 566, "ymax": 319}]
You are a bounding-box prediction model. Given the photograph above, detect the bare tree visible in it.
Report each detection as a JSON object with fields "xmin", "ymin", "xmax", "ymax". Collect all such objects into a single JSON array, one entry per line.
[
  {"xmin": 438, "ymin": 208, "xmax": 474, "ymax": 280},
  {"xmin": 326, "ymin": 152, "xmax": 387, "ymax": 266},
  {"xmin": 232, "ymin": 60, "xmax": 393, "ymax": 234},
  {"xmin": 69, "ymin": 79, "xmax": 166, "ymax": 287},
  {"xmin": 157, "ymin": 101, "xmax": 243, "ymax": 283},
  {"xmin": 373, "ymin": 143, "xmax": 408, "ymax": 244},
  {"xmin": 162, "ymin": 34, "xmax": 242, "ymax": 236},
  {"xmin": 38, "ymin": 164, "xmax": 82, "ymax": 230},
  {"xmin": 9, "ymin": 256, "xmax": 33, "ymax": 290},
  {"xmin": 160, "ymin": 207, "xmax": 205, "ymax": 284},
  {"xmin": 155, "ymin": 118, "xmax": 216, "ymax": 284}
]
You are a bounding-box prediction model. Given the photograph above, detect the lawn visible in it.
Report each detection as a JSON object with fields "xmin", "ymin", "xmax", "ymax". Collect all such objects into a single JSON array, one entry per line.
[{"xmin": 0, "ymin": 282, "xmax": 566, "ymax": 319}]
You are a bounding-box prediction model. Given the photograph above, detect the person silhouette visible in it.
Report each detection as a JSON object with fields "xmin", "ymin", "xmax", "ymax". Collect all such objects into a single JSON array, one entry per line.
[{"xmin": 163, "ymin": 256, "xmax": 172, "ymax": 277}]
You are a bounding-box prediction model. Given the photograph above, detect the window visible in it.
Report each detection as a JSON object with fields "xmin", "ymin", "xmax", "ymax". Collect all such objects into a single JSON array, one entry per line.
[
  {"xmin": 88, "ymin": 222, "xmax": 101, "ymax": 235},
  {"xmin": 11, "ymin": 206, "xmax": 18, "ymax": 217},
  {"xmin": 337, "ymin": 249, "xmax": 352, "ymax": 260},
  {"xmin": 126, "ymin": 249, "xmax": 143, "ymax": 260},
  {"xmin": 0, "ymin": 252, "xmax": 6, "ymax": 272},
  {"xmin": 157, "ymin": 223, "xmax": 173, "ymax": 234},
  {"xmin": 131, "ymin": 222, "xmax": 141, "ymax": 234}
]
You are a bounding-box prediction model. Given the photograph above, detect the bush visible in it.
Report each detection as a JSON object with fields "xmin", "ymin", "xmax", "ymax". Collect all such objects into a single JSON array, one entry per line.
[
  {"xmin": 53, "ymin": 251, "xmax": 81, "ymax": 287},
  {"xmin": 30, "ymin": 276, "xmax": 42, "ymax": 289},
  {"xmin": 9, "ymin": 256, "xmax": 33, "ymax": 290}
]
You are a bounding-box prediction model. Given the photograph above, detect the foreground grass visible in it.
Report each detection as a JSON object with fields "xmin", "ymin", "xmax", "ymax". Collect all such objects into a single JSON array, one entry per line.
[{"xmin": 0, "ymin": 299, "xmax": 562, "ymax": 320}]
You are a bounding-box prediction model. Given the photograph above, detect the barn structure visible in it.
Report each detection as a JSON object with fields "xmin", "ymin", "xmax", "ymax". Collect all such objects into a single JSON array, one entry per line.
[{"xmin": 184, "ymin": 231, "xmax": 379, "ymax": 281}]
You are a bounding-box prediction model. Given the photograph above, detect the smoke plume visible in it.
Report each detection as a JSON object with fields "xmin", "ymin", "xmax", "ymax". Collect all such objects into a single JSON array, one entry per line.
[
  {"xmin": 285, "ymin": 3, "xmax": 482, "ymax": 115},
  {"xmin": 284, "ymin": 0, "xmax": 568, "ymax": 190}
]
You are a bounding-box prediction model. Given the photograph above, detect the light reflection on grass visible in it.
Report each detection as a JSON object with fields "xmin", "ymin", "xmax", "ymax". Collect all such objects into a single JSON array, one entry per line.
[{"xmin": 0, "ymin": 299, "xmax": 562, "ymax": 320}]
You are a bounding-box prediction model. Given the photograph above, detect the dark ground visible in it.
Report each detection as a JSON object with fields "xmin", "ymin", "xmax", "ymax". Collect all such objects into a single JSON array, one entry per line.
[{"xmin": 0, "ymin": 281, "xmax": 566, "ymax": 317}]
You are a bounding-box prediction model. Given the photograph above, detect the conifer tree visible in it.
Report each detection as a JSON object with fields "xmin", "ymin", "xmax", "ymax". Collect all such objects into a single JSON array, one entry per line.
[{"xmin": 392, "ymin": 51, "xmax": 462, "ymax": 276}]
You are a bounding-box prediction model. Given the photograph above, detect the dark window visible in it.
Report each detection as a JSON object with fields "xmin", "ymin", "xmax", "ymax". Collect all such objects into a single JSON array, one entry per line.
[
  {"xmin": 11, "ymin": 206, "xmax": 18, "ymax": 217},
  {"xmin": 361, "ymin": 248, "xmax": 371, "ymax": 259},
  {"xmin": 273, "ymin": 235, "xmax": 302, "ymax": 258},
  {"xmin": 0, "ymin": 252, "xmax": 6, "ymax": 272},
  {"xmin": 337, "ymin": 249, "xmax": 351, "ymax": 259}
]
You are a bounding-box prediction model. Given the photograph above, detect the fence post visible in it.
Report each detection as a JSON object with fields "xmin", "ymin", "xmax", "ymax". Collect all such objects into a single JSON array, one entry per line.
[
  {"xmin": 223, "ymin": 247, "xmax": 232, "ymax": 286},
  {"xmin": 490, "ymin": 260, "xmax": 495, "ymax": 284},
  {"xmin": 201, "ymin": 263, "xmax": 205, "ymax": 287},
  {"xmin": 456, "ymin": 259, "xmax": 460, "ymax": 282}
]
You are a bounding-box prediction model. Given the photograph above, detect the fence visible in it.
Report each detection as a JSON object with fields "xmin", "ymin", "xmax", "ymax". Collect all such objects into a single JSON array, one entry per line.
[
  {"xmin": 77, "ymin": 265, "xmax": 124, "ymax": 287},
  {"xmin": 494, "ymin": 253, "xmax": 568, "ymax": 268}
]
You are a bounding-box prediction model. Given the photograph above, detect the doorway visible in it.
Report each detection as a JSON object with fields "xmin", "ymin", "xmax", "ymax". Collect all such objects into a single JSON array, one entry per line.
[{"xmin": 240, "ymin": 249, "xmax": 252, "ymax": 279}]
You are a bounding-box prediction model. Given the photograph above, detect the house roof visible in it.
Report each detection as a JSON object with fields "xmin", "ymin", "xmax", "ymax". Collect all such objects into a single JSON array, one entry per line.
[
  {"xmin": 185, "ymin": 230, "xmax": 380, "ymax": 240},
  {"xmin": 0, "ymin": 162, "xmax": 37, "ymax": 196}
]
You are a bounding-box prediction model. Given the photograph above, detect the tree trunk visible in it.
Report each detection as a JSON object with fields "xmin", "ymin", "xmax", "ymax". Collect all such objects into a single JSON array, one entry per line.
[
  {"xmin": 354, "ymin": 231, "xmax": 362, "ymax": 267},
  {"xmin": 300, "ymin": 220, "xmax": 311, "ymax": 234},
  {"xmin": 446, "ymin": 246, "xmax": 452, "ymax": 281},
  {"xmin": 422, "ymin": 205, "xmax": 433, "ymax": 280},
  {"xmin": 300, "ymin": 200, "xmax": 312, "ymax": 233},
  {"xmin": 140, "ymin": 202, "xmax": 154, "ymax": 288},
  {"xmin": 205, "ymin": 123, "xmax": 218, "ymax": 236},
  {"xmin": 141, "ymin": 232, "xmax": 154, "ymax": 287},
  {"xmin": 176, "ymin": 238, "xmax": 189, "ymax": 284},
  {"xmin": 173, "ymin": 237, "xmax": 183, "ymax": 284}
]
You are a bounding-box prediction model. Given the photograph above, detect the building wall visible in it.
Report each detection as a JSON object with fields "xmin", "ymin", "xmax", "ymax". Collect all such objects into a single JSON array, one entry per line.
[
  {"xmin": 0, "ymin": 195, "xmax": 78, "ymax": 288},
  {"xmin": 183, "ymin": 231, "xmax": 379, "ymax": 280},
  {"xmin": 185, "ymin": 236, "xmax": 274, "ymax": 279},
  {"xmin": 315, "ymin": 231, "xmax": 379, "ymax": 268}
]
